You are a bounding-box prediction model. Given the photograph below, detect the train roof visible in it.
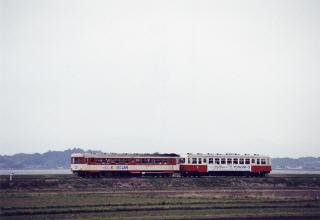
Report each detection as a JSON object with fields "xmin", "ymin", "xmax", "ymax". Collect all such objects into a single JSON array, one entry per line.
[
  {"xmin": 182, "ymin": 153, "xmax": 271, "ymax": 158},
  {"xmin": 71, "ymin": 152, "xmax": 180, "ymax": 158},
  {"xmin": 71, "ymin": 152, "xmax": 270, "ymax": 158}
]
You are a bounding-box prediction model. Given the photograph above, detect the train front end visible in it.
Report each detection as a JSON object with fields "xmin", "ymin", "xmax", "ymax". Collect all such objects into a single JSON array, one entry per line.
[{"xmin": 70, "ymin": 153, "xmax": 87, "ymax": 174}]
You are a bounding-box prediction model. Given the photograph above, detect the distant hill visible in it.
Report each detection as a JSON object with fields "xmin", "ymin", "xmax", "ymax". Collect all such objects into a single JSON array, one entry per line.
[
  {"xmin": 0, "ymin": 149, "xmax": 319, "ymax": 170},
  {"xmin": 0, "ymin": 148, "xmax": 100, "ymax": 169},
  {"xmin": 271, "ymin": 157, "xmax": 320, "ymax": 170}
]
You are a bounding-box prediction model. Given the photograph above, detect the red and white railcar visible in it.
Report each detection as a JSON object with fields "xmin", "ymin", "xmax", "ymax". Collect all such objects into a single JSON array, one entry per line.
[
  {"xmin": 71, "ymin": 153, "xmax": 180, "ymax": 177},
  {"xmin": 179, "ymin": 153, "xmax": 272, "ymax": 177}
]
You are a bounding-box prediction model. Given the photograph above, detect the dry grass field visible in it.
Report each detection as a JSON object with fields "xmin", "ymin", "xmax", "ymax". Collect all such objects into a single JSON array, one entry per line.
[{"xmin": 1, "ymin": 174, "xmax": 320, "ymax": 219}]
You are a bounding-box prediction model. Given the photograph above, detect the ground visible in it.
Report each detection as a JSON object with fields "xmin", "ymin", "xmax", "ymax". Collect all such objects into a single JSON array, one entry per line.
[{"xmin": 0, "ymin": 174, "xmax": 320, "ymax": 219}]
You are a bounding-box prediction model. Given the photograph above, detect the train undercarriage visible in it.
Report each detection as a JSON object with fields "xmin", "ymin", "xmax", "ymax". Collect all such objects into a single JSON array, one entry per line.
[
  {"xmin": 180, "ymin": 171, "xmax": 269, "ymax": 177},
  {"xmin": 73, "ymin": 171, "xmax": 269, "ymax": 178},
  {"xmin": 74, "ymin": 171, "xmax": 175, "ymax": 178}
]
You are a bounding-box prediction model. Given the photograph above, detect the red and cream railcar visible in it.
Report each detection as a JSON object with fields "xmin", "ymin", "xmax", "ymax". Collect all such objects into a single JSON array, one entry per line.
[
  {"xmin": 179, "ymin": 153, "xmax": 272, "ymax": 177},
  {"xmin": 71, "ymin": 153, "xmax": 180, "ymax": 177}
]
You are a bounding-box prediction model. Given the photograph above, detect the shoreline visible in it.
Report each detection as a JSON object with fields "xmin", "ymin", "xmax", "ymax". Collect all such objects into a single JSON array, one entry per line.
[{"xmin": 1, "ymin": 169, "xmax": 320, "ymax": 175}]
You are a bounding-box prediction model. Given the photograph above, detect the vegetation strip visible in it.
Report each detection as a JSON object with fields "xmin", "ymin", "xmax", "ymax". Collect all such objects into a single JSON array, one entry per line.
[
  {"xmin": 2, "ymin": 204, "xmax": 320, "ymax": 216},
  {"xmin": 2, "ymin": 200, "xmax": 319, "ymax": 211}
]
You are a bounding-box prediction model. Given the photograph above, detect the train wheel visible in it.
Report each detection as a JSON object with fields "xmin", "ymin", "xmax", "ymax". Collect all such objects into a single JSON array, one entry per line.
[
  {"xmin": 166, "ymin": 173, "xmax": 173, "ymax": 178},
  {"xmin": 105, "ymin": 172, "xmax": 112, "ymax": 178}
]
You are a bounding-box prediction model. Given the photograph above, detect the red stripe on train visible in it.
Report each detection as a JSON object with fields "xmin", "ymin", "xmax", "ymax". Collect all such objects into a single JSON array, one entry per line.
[
  {"xmin": 74, "ymin": 170, "xmax": 176, "ymax": 173},
  {"xmin": 180, "ymin": 165, "xmax": 207, "ymax": 172},
  {"xmin": 251, "ymin": 165, "xmax": 272, "ymax": 173}
]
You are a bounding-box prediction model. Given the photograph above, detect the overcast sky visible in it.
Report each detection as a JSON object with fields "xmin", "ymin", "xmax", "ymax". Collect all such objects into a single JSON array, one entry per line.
[{"xmin": 1, "ymin": 0, "xmax": 319, "ymax": 157}]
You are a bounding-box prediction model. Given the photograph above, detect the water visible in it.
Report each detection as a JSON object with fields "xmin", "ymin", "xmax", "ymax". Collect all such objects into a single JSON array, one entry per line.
[
  {"xmin": 271, "ymin": 169, "xmax": 320, "ymax": 174},
  {"xmin": 0, "ymin": 169, "xmax": 72, "ymax": 175},
  {"xmin": 0, "ymin": 169, "xmax": 319, "ymax": 175}
]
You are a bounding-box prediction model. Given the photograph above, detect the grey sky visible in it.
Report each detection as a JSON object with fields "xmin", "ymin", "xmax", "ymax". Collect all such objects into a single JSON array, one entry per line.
[{"xmin": 1, "ymin": 0, "xmax": 319, "ymax": 157}]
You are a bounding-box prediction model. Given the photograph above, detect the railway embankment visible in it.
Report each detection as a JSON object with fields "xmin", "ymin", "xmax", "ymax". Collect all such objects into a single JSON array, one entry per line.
[{"xmin": 1, "ymin": 174, "xmax": 320, "ymax": 194}]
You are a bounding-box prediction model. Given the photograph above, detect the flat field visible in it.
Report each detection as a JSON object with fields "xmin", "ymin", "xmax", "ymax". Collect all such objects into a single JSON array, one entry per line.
[{"xmin": 1, "ymin": 174, "xmax": 320, "ymax": 219}]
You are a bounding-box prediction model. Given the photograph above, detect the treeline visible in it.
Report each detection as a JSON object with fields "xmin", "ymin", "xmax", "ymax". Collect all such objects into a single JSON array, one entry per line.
[
  {"xmin": 0, "ymin": 148, "xmax": 86, "ymax": 169},
  {"xmin": 0, "ymin": 149, "xmax": 319, "ymax": 170},
  {"xmin": 272, "ymin": 157, "xmax": 320, "ymax": 170}
]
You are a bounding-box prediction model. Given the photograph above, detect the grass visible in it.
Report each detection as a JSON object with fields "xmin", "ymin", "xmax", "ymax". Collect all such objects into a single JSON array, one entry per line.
[
  {"xmin": 1, "ymin": 174, "xmax": 320, "ymax": 219},
  {"xmin": 1, "ymin": 192, "xmax": 320, "ymax": 219}
]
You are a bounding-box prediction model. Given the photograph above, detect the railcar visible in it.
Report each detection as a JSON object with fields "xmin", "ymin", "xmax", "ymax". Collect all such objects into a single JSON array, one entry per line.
[
  {"xmin": 71, "ymin": 153, "xmax": 180, "ymax": 177},
  {"xmin": 179, "ymin": 153, "xmax": 272, "ymax": 177},
  {"xmin": 71, "ymin": 152, "xmax": 272, "ymax": 177}
]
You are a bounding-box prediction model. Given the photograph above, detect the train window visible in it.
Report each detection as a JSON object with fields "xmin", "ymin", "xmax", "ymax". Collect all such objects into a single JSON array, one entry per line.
[
  {"xmin": 215, "ymin": 158, "xmax": 220, "ymax": 164},
  {"xmin": 188, "ymin": 158, "xmax": 191, "ymax": 164},
  {"xmin": 245, "ymin": 158, "xmax": 250, "ymax": 164},
  {"xmin": 251, "ymin": 159, "xmax": 255, "ymax": 164},
  {"xmin": 261, "ymin": 159, "xmax": 266, "ymax": 164},
  {"xmin": 203, "ymin": 158, "xmax": 207, "ymax": 163},
  {"xmin": 257, "ymin": 158, "xmax": 260, "ymax": 164},
  {"xmin": 209, "ymin": 158, "xmax": 213, "ymax": 164},
  {"xmin": 179, "ymin": 158, "xmax": 185, "ymax": 164},
  {"xmin": 221, "ymin": 158, "xmax": 226, "ymax": 164},
  {"xmin": 239, "ymin": 158, "xmax": 244, "ymax": 164},
  {"xmin": 227, "ymin": 158, "xmax": 232, "ymax": 164},
  {"xmin": 192, "ymin": 158, "xmax": 197, "ymax": 164},
  {"xmin": 233, "ymin": 158, "xmax": 238, "ymax": 164},
  {"xmin": 198, "ymin": 158, "xmax": 202, "ymax": 164},
  {"xmin": 124, "ymin": 159, "xmax": 129, "ymax": 164}
]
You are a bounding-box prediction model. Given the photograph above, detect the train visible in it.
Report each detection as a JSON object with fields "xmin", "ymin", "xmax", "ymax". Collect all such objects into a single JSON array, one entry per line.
[{"xmin": 71, "ymin": 152, "xmax": 272, "ymax": 177}]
